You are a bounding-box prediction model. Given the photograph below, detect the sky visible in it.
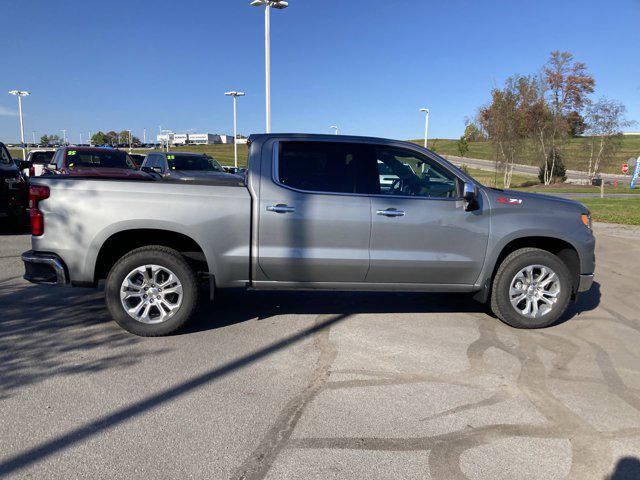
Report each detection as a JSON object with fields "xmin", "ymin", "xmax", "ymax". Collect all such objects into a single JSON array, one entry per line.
[{"xmin": 1, "ymin": 0, "xmax": 639, "ymax": 143}]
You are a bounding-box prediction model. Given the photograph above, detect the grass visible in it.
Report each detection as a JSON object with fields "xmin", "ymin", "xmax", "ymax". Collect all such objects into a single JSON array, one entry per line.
[
  {"xmin": 411, "ymin": 135, "xmax": 640, "ymax": 175},
  {"xmin": 577, "ymin": 197, "xmax": 640, "ymax": 225}
]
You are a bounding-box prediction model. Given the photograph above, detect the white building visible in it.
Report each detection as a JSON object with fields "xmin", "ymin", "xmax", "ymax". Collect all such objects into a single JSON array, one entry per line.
[
  {"xmin": 189, "ymin": 133, "xmax": 221, "ymax": 145},
  {"xmin": 157, "ymin": 132, "xmax": 174, "ymax": 145},
  {"xmin": 218, "ymin": 135, "xmax": 234, "ymax": 144},
  {"xmin": 173, "ymin": 134, "xmax": 189, "ymax": 145}
]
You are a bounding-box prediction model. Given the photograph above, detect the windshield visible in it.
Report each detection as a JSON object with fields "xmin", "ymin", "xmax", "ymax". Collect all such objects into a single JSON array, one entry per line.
[
  {"xmin": 67, "ymin": 149, "xmax": 137, "ymax": 169},
  {"xmin": 168, "ymin": 154, "xmax": 223, "ymax": 172},
  {"xmin": 30, "ymin": 151, "xmax": 55, "ymax": 165}
]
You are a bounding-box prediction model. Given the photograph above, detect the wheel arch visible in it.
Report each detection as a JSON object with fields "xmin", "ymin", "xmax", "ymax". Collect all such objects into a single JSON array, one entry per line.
[
  {"xmin": 475, "ymin": 235, "xmax": 581, "ymax": 302},
  {"xmin": 93, "ymin": 228, "xmax": 211, "ymax": 283}
]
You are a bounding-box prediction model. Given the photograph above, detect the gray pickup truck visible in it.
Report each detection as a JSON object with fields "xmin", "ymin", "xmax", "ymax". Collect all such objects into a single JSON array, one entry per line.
[{"xmin": 22, "ymin": 134, "xmax": 595, "ymax": 336}]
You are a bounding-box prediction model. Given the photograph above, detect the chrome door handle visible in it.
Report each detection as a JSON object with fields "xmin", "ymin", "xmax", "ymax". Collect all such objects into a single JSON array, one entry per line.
[
  {"xmin": 267, "ymin": 204, "xmax": 295, "ymax": 213},
  {"xmin": 377, "ymin": 208, "xmax": 405, "ymax": 217}
]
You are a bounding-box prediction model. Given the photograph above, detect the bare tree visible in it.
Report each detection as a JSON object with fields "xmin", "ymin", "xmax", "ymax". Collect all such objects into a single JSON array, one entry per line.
[{"xmin": 583, "ymin": 98, "xmax": 635, "ymax": 179}]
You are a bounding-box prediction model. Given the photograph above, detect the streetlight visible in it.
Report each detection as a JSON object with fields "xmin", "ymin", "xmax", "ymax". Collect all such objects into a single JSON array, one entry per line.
[
  {"xmin": 61, "ymin": 129, "xmax": 67, "ymax": 146},
  {"xmin": 330, "ymin": 125, "xmax": 339, "ymax": 135},
  {"xmin": 126, "ymin": 130, "xmax": 132, "ymax": 153},
  {"xmin": 250, "ymin": 0, "xmax": 289, "ymax": 133},
  {"xmin": 79, "ymin": 133, "xmax": 83, "ymax": 145},
  {"xmin": 419, "ymin": 108, "xmax": 429, "ymax": 148},
  {"xmin": 8, "ymin": 90, "xmax": 30, "ymax": 160},
  {"xmin": 225, "ymin": 91, "xmax": 246, "ymax": 168}
]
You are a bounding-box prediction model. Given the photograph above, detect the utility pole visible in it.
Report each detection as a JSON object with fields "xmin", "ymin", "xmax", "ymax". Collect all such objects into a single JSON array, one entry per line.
[
  {"xmin": 8, "ymin": 90, "xmax": 30, "ymax": 160},
  {"xmin": 225, "ymin": 91, "xmax": 246, "ymax": 168},
  {"xmin": 420, "ymin": 108, "xmax": 429, "ymax": 148}
]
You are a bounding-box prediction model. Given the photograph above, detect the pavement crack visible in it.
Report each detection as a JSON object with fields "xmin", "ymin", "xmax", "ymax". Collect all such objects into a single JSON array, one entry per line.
[{"xmin": 231, "ymin": 313, "xmax": 343, "ymax": 480}]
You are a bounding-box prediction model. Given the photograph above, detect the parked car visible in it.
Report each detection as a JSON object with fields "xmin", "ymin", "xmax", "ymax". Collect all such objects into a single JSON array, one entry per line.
[
  {"xmin": 43, "ymin": 146, "xmax": 153, "ymax": 179},
  {"xmin": 141, "ymin": 151, "xmax": 228, "ymax": 180},
  {"xmin": 21, "ymin": 149, "xmax": 56, "ymax": 177},
  {"xmin": 22, "ymin": 134, "xmax": 595, "ymax": 336},
  {"xmin": 223, "ymin": 166, "xmax": 247, "ymax": 175},
  {"xmin": 0, "ymin": 142, "xmax": 28, "ymax": 222}
]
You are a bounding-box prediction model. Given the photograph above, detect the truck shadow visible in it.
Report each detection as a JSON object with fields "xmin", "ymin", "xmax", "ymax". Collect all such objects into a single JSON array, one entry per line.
[{"xmin": 183, "ymin": 281, "xmax": 602, "ymax": 334}]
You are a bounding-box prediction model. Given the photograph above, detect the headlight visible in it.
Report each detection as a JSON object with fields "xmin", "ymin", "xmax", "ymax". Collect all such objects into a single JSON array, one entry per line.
[{"xmin": 581, "ymin": 212, "xmax": 592, "ymax": 230}]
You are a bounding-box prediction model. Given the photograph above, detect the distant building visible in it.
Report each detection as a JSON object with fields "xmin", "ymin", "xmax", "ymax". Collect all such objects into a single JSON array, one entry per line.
[
  {"xmin": 218, "ymin": 135, "xmax": 234, "ymax": 144},
  {"xmin": 188, "ymin": 133, "xmax": 221, "ymax": 145},
  {"xmin": 173, "ymin": 134, "xmax": 189, "ymax": 145},
  {"xmin": 622, "ymin": 132, "xmax": 640, "ymax": 136},
  {"xmin": 157, "ymin": 132, "xmax": 174, "ymax": 145}
]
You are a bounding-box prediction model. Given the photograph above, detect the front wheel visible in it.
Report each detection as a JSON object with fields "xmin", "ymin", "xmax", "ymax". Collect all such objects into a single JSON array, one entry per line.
[
  {"xmin": 491, "ymin": 248, "xmax": 572, "ymax": 329},
  {"xmin": 105, "ymin": 246, "xmax": 198, "ymax": 336}
]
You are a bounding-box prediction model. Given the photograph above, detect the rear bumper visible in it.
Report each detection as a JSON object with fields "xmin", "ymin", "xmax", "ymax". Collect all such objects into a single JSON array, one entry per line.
[
  {"xmin": 577, "ymin": 273, "xmax": 594, "ymax": 293},
  {"xmin": 22, "ymin": 250, "xmax": 68, "ymax": 285}
]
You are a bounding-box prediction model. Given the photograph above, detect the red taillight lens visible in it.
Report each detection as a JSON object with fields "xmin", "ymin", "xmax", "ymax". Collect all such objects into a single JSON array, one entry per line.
[{"xmin": 29, "ymin": 185, "xmax": 50, "ymax": 236}]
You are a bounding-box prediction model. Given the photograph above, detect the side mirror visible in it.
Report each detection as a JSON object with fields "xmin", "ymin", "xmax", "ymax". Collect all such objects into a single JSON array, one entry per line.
[
  {"xmin": 463, "ymin": 182, "xmax": 478, "ymax": 212},
  {"xmin": 45, "ymin": 163, "xmax": 56, "ymax": 171},
  {"xmin": 152, "ymin": 166, "xmax": 163, "ymax": 174}
]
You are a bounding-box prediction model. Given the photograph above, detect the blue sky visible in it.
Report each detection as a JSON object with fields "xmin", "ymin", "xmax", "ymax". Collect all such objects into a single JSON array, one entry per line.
[{"xmin": 1, "ymin": 0, "xmax": 639, "ymax": 143}]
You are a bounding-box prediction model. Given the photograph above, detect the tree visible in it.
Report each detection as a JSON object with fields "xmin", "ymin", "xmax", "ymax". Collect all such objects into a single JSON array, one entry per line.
[
  {"xmin": 538, "ymin": 147, "xmax": 567, "ymax": 184},
  {"xmin": 539, "ymin": 51, "xmax": 595, "ymax": 184},
  {"xmin": 566, "ymin": 111, "xmax": 587, "ymax": 137},
  {"xmin": 40, "ymin": 134, "xmax": 49, "ymax": 146},
  {"xmin": 91, "ymin": 131, "xmax": 110, "ymax": 145},
  {"xmin": 478, "ymin": 76, "xmax": 529, "ymax": 188},
  {"xmin": 457, "ymin": 136, "xmax": 469, "ymax": 157},
  {"xmin": 583, "ymin": 98, "xmax": 635, "ymax": 179},
  {"xmin": 462, "ymin": 121, "xmax": 486, "ymax": 142}
]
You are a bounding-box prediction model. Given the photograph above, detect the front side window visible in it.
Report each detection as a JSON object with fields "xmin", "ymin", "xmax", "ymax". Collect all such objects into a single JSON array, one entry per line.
[
  {"xmin": 31, "ymin": 151, "xmax": 55, "ymax": 165},
  {"xmin": 277, "ymin": 141, "xmax": 368, "ymax": 194},
  {"xmin": 373, "ymin": 147, "xmax": 459, "ymax": 198}
]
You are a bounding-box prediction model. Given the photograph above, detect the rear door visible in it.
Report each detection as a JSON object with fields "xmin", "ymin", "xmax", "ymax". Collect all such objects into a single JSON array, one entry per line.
[
  {"xmin": 365, "ymin": 145, "xmax": 489, "ymax": 285},
  {"xmin": 257, "ymin": 140, "xmax": 372, "ymax": 282}
]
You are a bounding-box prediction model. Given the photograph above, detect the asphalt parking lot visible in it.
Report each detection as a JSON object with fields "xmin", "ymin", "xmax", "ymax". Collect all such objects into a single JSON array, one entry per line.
[{"xmin": 1, "ymin": 223, "xmax": 640, "ymax": 479}]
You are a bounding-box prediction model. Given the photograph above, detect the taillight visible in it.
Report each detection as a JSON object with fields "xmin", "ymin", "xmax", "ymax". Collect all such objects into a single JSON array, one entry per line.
[{"xmin": 29, "ymin": 185, "xmax": 50, "ymax": 236}]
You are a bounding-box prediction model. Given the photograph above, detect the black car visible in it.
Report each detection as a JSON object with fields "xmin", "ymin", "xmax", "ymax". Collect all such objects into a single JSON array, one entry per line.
[
  {"xmin": 141, "ymin": 151, "xmax": 231, "ymax": 180},
  {"xmin": 0, "ymin": 142, "xmax": 28, "ymax": 222}
]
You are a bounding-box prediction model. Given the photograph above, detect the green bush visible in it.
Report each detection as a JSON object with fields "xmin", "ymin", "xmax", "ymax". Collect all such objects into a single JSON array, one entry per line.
[{"xmin": 538, "ymin": 148, "xmax": 567, "ymax": 184}]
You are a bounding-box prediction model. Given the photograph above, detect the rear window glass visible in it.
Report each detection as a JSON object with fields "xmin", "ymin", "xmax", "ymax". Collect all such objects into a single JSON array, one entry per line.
[
  {"xmin": 168, "ymin": 154, "xmax": 223, "ymax": 171},
  {"xmin": 31, "ymin": 151, "xmax": 55, "ymax": 164},
  {"xmin": 278, "ymin": 141, "xmax": 368, "ymax": 194},
  {"xmin": 66, "ymin": 150, "xmax": 136, "ymax": 169}
]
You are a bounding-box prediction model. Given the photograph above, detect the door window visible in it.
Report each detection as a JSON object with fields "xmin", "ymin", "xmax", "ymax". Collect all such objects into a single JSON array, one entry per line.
[
  {"xmin": 372, "ymin": 147, "xmax": 460, "ymax": 198},
  {"xmin": 277, "ymin": 141, "xmax": 369, "ymax": 194}
]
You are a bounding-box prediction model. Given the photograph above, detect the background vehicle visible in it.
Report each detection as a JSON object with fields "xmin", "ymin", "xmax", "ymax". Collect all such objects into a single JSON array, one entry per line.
[
  {"xmin": 0, "ymin": 142, "xmax": 28, "ymax": 222},
  {"xmin": 44, "ymin": 146, "xmax": 152, "ymax": 179},
  {"xmin": 22, "ymin": 149, "xmax": 56, "ymax": 177},
  {"xmin": 141, "ymin": 151, "xmax": 228, "ymax": 180},
  {"xmin": 23, "ymin": 134, "xmax": 595, "ymax": 336}
]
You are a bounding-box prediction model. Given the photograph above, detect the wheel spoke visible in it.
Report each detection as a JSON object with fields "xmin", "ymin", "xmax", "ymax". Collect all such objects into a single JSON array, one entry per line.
[{"xmin": 509, "ymin": 263, "xmax": 562, "ymax": 319}]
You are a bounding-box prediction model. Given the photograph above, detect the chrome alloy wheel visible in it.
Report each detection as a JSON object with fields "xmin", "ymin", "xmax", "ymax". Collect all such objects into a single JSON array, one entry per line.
[
  {"xmin": 120, "ymin": 265, "xmax": 183, "ymax": 324},
  {"xmin": 509, "ymin": 264, "xmax": 561, "ymax": 319}
]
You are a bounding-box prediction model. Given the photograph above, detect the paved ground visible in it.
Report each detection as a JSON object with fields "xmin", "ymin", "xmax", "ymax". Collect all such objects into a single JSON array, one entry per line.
[{"xmin": 1, "ymin": 224, "xmax": 640, "ymax": 479}]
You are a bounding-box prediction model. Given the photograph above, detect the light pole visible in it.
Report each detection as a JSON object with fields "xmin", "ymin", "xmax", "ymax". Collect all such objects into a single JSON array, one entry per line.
[
  {"xmin": 32, "ymin": 131, "xmax": 36, "ymax": 146},
  {"xmin": 88, "ymin": 131, "xmax": 92, "ymax": 146},
  {"xmin": 61, "ymin": 129, "xmax": 67, "ymax": 146},
  {"xmin": 79, "ymin": 133, "xmax": 83, "ymax": 145},
  {"xmin": 8, "ymin": 90, "xmax": 30, "ymax": 160},
  {"xmin": 225, "ymin": 91, "xmax": 246, "ymax": 168},
  {"xmin": 127, "ymin": 130, "xmax": 132, "ymax": 153},
  {"xmin": 143, "ymin": 128, "xmax": 147, "ymax": 145},
  {"xmin": 330, "ymin": 125, "xmax": 339, "ymax": 135},
  {"xmin": 250, "ymin": 0, "xmax": 288, "ymax": 133},
  {"xmin": 419, "ymin": 108, "xmax": 429, "ymax": 148}
]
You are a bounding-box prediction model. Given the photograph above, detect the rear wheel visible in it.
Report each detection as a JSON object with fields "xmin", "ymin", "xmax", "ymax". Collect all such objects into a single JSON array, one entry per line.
[
  {"xmin": 105, "ymin": 246, "xmax": 198, "ymax": 336},
  {"xmin": 491, "ymin": 248, "xmax": 572, "ymax": 329}
]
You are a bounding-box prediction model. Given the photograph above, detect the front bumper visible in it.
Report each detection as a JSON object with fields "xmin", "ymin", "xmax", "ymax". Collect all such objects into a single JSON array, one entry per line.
[
  {"xmin": 22, "ymin": 250, "xmax": 68, "ymax": 285},
  {"xmin": 577, "ymin": 273, "xmax": 594, "ymax": 293}
]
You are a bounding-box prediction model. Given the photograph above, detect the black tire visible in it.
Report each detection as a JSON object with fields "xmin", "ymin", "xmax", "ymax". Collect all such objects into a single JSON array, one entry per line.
[
  {"xmin": 105, "ymin": 246, "xmax": 198, "ymax": 336},
  {"xmin": 491, "ymin": 247, "xmax": 572, "ymax": 329}
]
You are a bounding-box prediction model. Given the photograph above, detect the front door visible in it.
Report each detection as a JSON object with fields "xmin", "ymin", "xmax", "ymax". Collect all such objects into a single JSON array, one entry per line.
[
  {"xmin": 257, "ymin": 140, "xmax": 372, "ymax": 283},
  {"xmin": 366, "ymin": 146, "xmax": 489, "ymax": 285}
]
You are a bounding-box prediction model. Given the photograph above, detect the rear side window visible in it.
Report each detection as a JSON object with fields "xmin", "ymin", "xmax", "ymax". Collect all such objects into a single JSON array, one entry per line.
[
  {"xmin": 65, "ymin": 149, "xmax": 136, "ymax": 169},
  {"xmin": 31, "ymin": 151, "xmax": 55, "ymax": 165},
  {"xmin": 277, "ymin": 141, "xmax": 368, "ymax": 194}
]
